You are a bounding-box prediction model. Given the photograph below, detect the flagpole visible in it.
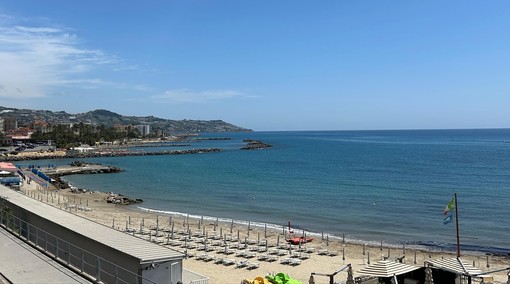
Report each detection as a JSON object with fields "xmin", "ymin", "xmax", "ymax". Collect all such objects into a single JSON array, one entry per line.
[{"xmin": 454, "ymin": 192, "xmax": 460, "ymax": 258}]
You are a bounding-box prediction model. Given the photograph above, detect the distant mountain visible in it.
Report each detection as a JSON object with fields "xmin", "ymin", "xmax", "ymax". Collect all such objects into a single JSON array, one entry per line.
[{"xmin": 0, "ymin": 106, "xmax": 252, "ymax": 133}]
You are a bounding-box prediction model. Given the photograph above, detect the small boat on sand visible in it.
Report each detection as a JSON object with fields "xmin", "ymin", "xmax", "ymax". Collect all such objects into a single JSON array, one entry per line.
[{"xmin": 286, "ymin": 236, "xmax": 314, "ymax": 245}]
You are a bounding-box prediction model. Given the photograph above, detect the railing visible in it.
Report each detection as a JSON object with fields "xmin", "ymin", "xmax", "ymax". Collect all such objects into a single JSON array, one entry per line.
[
  {"xmin": 0, "ymin": 207, "xmax": 157, "ymax": 284},
  {"xmin": 182, "ymin": 269, "xmax": 209, "ymax": 284}
]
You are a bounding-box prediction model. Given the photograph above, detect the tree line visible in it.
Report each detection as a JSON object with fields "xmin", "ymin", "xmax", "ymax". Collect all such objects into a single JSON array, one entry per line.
[{"xmin": 31, "ymin": 123, "xmax": 142, "ymax": 148}]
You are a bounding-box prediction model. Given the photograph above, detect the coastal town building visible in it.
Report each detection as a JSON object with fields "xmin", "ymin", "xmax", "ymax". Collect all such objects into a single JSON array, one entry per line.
[
  {"xmin": 135, "ymin": 124, "xmax": 150, "ymax": 136},
  {"xmin": 1, "ymin": 117, "xmax": 17, "ymax": 132}
]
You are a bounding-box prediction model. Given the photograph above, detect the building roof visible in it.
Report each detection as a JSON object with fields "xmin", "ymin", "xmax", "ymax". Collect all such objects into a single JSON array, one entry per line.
[
  {"xmin": 0, "ymin": 185, "xmax": 184, "ymax": 264},
  {"xmin": 426, "ymin": 258, "xmax": 492, "ymax": 277},
  {"xmin": 0, "ymin": 162, "xmax": 16, "ymax": 172},
  {"xmin": 357, "ymin": 260, "xmax": 421, "ymax": 278}
]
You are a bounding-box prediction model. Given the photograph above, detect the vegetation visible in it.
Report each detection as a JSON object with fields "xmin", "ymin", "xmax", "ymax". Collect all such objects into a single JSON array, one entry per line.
[{"xmin": 31, "ymin": 123, "xmax": 140, "ymax": 148}]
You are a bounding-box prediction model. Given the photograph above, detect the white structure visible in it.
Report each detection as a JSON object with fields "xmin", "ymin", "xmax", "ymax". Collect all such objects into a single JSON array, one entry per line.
[{"xmin": 135, "ymin": 125, "xmax": 150, "ymax": 136}]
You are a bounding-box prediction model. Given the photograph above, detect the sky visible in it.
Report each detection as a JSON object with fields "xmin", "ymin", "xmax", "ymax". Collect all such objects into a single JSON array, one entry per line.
[{"xmin": 0, "ymin": 1, "xmax": 509, "ymax": 131}]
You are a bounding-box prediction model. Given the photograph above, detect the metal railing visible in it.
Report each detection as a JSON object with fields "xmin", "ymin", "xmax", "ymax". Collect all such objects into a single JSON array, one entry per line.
[{"xmin": 0, "ymin": 207, "xmax": 157, "ymax": 284}]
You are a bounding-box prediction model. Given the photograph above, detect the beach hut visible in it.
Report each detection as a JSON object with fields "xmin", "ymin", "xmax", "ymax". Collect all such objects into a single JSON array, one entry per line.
[
  {"xmin": 425, "ymin": 258, "xmax": 495, "ymax": 284},
  {"xmin": 357, "ymin": 260, "xmax": 421, "ymax": 284}
]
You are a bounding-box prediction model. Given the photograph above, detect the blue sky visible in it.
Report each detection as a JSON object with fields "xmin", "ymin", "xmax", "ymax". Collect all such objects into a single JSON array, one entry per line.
[{"xmin": 0, "ymin": 1, "xmax": 509, "ymax": 131}]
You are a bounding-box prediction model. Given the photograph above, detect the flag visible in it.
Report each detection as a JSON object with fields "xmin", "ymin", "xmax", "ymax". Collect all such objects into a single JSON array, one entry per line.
[
  {"xmin": 443, "ymin": 214, "xmax": 454, "ymax": 225},
  {"xmin": 444, "ymin": 196, "xmax": 455, "ymax": 215}
]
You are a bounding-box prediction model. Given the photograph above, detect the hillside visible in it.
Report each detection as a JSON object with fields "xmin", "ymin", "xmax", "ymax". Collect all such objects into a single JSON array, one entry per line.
[{"xmin": 0, "ymin": 106, "xmax": 251, "ymax": 133}]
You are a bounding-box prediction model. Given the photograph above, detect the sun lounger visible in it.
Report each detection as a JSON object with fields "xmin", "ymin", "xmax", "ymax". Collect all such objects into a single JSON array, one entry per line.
[
  {"xmin": 244, "ymin": 252, "xmax": 256, "ymax": 258},
  {"xmin": 290, "ymin": 259, "xmax": 302, "ymax": 266},
  {"xmin": 214, "ymin": 258, "xmax": 224, "ymax": 264},
  {"xmin": 318, "ymin": 249, "xmax": 329, "ymax": 255},
  {"xmin": 299, "ymin": 253, "xmax": 310, "ymax": 260},
  {"xmin": 328, "ymin": 251, "xmax": 338, "ymax": 256},
  {"xmin": 236, "ymin": 259, "xmax": 249, "ymax": 268},
  {"xmin": 268, "ymin": 248, "xmax": 279, "ymax": 255},
  {"xmin": 280, "ymin": 258, "xmax": 292, "ymax": 264},
  {"xmin": 249, "ymin": 246, "xmax": 259, "ymax": 251},
  {"xmin": 257, "ymin": 254, "xmax": 268, "ymax": 261},
  {"xmin": 222, "ymin": 259, "xmax": 235, "ymax": 266},
  {"xmin": 305, "ymin": 247, "xmax": 316, "ymax": 253},
  {"xmin": 277, "ymin": 250, "xmax": 288, "ymax": 256},
  {"xmin": 247, "ymin": 262, "xmax": 259, "ymax": 270},
  {"xmin": 266, "ymin": 255, "xmax": 278, "ymax": 262}
]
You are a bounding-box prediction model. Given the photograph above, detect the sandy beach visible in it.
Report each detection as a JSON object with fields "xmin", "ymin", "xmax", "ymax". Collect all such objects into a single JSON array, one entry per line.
[{"xmin": 19, "ymin": 183, "xmax": 510, "ymax": 283}]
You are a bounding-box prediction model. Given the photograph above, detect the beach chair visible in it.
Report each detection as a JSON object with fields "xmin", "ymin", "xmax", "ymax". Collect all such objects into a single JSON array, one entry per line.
[
  {"xmin": 236, "ymin": 259, "xmax": 249, "ymax": 268},
  {"xmin": 327, "ymin": 250, "xmax": 338, "ymax": 256},
  {"xmin": 280, "ymin": 258, "xmax": 292, "ymax": 265},
  {"xmin": 247, "ymin": 262, "xmax": 259, "ymax": 270},
  {"xmin": 257, "ymin": 254, "xmax": 269, "ymax": 261},
  {"xmin": 268, "ymin": 248, "xmax": 279, "ymax": 255},
  {"xmin": 318, "ymin": 249, "xmax": 329, "ymax": 255},
  {"xmin": 266, "ymin": 255, "xmax": 278, "ymax": 262},
  {"xmin": 214, "ymin": 258, "xmax": 224, "ymax": 264},
  {"xmin": 277, "ymin": 250, "xmax": 288, "ymax": 256},
  {"xmin": 289, "ymin": 259, "xmax": 302, "ymax": 266},
  {"xmin": 299, "ymin": 253, "xmax": 310, "ymax": 260},
  {"xmin": 222, "ymin": 259, "xmax": 235, "ymax": 266},
  {"xmin": 305, "ymin": 247, "xmax": 316, "ymax": 253}
]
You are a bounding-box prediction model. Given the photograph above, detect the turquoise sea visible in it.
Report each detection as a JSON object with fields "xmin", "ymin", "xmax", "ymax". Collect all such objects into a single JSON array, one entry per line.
[{"xmin": 21, "ymin": 129, "xmax": 510, "ymax": 254}]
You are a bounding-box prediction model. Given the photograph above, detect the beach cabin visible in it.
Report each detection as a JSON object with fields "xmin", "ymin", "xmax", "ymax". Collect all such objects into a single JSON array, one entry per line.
[{"xmin": 0, "ymin": 185, "xmax": 185, "ymax": 284}]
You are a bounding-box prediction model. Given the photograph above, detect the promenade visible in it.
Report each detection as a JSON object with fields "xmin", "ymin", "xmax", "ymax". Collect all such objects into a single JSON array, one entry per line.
[{"xmin": 0, "ymin": 228, "xmax": 91, "ymax": 283}]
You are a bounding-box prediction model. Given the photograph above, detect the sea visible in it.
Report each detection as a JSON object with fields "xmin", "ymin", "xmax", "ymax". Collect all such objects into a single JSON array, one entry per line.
[{"xmin": 18, "ymin": 129, "xmax": 510, "ymax": 255}]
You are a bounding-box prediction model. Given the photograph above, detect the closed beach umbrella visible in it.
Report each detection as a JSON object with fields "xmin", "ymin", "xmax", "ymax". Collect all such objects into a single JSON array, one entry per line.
[
  {"xmin": 308, "ymin": 275, "xmax": 315, "ymax": 284},
  {"xmin": 220, "ymin": 227, "xmax": 223, "ymax": 237},
  {"xmin": 424, "ymin": 267, "xmax": 434, "ymax": 284},
  {"xmin": 277, "ymin": 235, "xmax": 280, "ymax": 247}
]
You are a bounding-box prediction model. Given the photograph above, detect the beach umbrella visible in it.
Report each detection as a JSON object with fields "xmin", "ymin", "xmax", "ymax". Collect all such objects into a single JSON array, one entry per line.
[
  {"xmin": 403, "ymin": 243, "xmax": 406, "ymax": 255},
  {"xmin": 264, "ymin": 223, "xmax": 267, "ymax": 238},
  {"xmin": 166, "ymin": 232, "xmax": 170, "ymax": 244},
  {"xmin": 215, "ymin": 217, "xmax": 218, "ymax": 231},
  {"xmin": 231, "ymin": 219, "xmax": 234, "ymax": 233},
  {"xmin": 220, "ymin": 227, "xmax": 223, "ymax": 237},
  {"xmin": 308, "ymin": 275, "xmax": 315, "ymax": 284},
  {"xmin": 265, "ymin": 239, "xmax": 268, "ymax": 251},
  {"xmin": 506, "ymin": 272, "xmax": 510, "ymax": 284},
  {"xmin": 248, "ymin": 221, "xmax": 251, "ymax": 236},
  {"xmin": 346, "ymin": 265, "xmax": 355, "ymax": 284},
  {"xmin": 326, "ymin": 235, "xmax": 329, "ymax": 246},
  {"xmin": 277, "ymin": 235, "xmax": 280, "ymax": 247},
  {"xmin": 257, "ymin": 232, "xmax": 260, "ymax": 245},
  {"xmin": 202, "ymin": 225, "xmax": 205, "ymax": 236},
  {"xmin": 169, "ymin": 216, "xmax": 172, "ymax": 226},
  {"xmin": 171, "ymin": 222, "xmax": 175, "ymax": 238},
  {"xmin": 184, "ymin": 236, "xmax": 188, "ymax": 249},
  {"xmin": 424, "ymin": 267, "xmax": 434, "ymax": 284},
  {"xmin": 363, "ymin": 243, "xmax": 366, "ymax": 255}
]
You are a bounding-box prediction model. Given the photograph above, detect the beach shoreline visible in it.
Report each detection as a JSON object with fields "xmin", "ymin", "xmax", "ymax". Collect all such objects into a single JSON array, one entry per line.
[{"xmin": 19, "ymin": 183, "xmax": 510, "ymax": 283}]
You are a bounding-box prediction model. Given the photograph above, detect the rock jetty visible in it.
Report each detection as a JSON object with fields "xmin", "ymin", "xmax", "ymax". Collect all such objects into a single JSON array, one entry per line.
[
  {"xmin": 1, "ymin": 148, "xmax": 222, "ymax": 161},
  {"xmin": 241, "ymin": 139, "xmax": 272, "ymax": 150}
]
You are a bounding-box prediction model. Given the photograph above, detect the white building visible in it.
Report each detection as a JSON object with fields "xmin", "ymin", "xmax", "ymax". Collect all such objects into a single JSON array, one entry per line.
[{"xmin": 135, "ymin": 125, "xmax": 150, "ymax": 136}]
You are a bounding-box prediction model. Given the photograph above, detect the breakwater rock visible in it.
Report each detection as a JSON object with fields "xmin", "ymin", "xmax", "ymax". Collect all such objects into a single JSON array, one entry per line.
[
  {"xmin": 241, "ymin": 139, "xmax": 272, "ymax": 150},
  {"xmin": 1, "ymin": 148, "xmax": 222, "ymax": 161}
]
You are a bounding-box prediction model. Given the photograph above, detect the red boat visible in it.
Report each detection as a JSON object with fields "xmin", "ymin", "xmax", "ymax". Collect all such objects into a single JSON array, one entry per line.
[{"xmin": 286, "ymin": 236, "xmax": 314, "ymax": 245}]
